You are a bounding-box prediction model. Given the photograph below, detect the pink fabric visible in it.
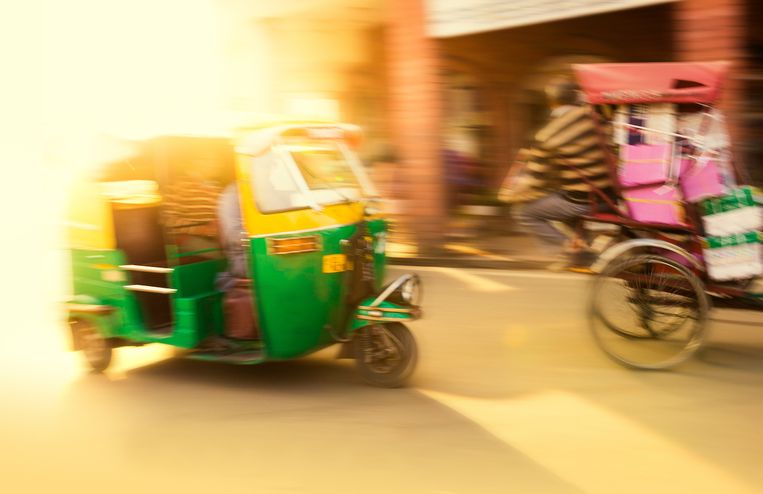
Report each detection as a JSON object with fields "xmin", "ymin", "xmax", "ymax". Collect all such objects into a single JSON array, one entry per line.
[
  {"xmin": 619, "ymin": 144, "xmax": 673, "ymax": 187},
  {"xmin": 624, "ymin": 185, "xmax": 686, "ymax": 225},
  {"xmin": 573, "ymin": 61, "xmax": 729, "ymax": 104},
  {"xmin": 663, "ymin": 250, "xmax": 703, "ymax": 268},
  {"xmin": 679, "ymin": 157, "xmax": 726, "ymax": 202}
]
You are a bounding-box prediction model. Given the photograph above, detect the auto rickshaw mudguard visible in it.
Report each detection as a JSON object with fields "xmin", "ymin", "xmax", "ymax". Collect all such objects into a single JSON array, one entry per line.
[
  {"xmin": 336, "ymin": 299, "xmax": 421, "ymax": 359},
  {"xmin": 348, "ymin": 273, "xmax": 422, "ymax": 331},
  {"xmin": 350, "ymin": 299, "xmax": 422, "ymax": 331}
]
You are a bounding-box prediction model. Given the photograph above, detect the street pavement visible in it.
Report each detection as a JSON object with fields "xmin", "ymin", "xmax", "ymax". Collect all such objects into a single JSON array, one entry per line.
[{"xmin": 2, "ymin": 266, "xmax": 763, "ymax": 494}]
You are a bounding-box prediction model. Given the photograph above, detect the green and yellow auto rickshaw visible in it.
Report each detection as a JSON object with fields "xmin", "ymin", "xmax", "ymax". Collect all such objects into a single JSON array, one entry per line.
[{"xmin": 65, "ymin": 121, "xmax": 422, "ymax": 387}]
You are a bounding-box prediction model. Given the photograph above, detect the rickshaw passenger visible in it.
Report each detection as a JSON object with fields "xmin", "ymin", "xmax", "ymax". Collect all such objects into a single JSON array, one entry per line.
[
  {"xmin": 214, "ymin": 182, "xmax": 259, "ymax": 343},
  {"xmin": 216, "ymin": 182, "xmax": 248, "ymax": 282},
  {"xmin": 502, "ymin": 78, "xmax": 615, "ymax": 270}
]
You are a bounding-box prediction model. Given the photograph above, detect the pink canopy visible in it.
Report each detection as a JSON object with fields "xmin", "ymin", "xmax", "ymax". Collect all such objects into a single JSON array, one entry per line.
[{"xmin": 573, "ymin": 61, "xmax": 730, "ymax": 104}]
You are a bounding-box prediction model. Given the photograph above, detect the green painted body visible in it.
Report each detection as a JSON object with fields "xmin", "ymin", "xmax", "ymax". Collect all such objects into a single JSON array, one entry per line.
[
  {"xmin": 250, "ymin": 219, "xmax": 388, "ymax": 359},
  {"xmin": 66, "ymin": 217, "xmax": 413, "ymax": 362},
  {"xmin": 69, "ymin": 249, "xmax": 225, "ymax": 348}
]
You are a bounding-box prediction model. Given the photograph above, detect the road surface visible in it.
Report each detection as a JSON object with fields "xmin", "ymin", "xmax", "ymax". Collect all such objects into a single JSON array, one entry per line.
[{"xmin": 1, "ymin": 265, "xmax": 762, "ymax": 494}]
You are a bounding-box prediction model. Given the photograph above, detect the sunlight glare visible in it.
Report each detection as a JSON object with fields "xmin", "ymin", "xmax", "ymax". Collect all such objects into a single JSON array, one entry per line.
[{"xmin": 42, "ymin": 0, "xmax": 227, "ymax": 146}]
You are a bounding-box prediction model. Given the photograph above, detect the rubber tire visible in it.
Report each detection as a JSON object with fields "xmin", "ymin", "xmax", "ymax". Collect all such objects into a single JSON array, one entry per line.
[
  {"xmin": 589, "ymin": 254, "xmax": 709, "ymax": 370},
  {"xmin": 354, "ymin": 323, "xmax": 418, "ymax": 388},
  {"xmin": 72, "ymin": 319, "xmax": 113, "ymax": 373}
]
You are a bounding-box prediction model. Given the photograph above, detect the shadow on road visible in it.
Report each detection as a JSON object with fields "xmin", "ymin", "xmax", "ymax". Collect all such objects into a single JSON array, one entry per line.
[
  {"xmin": 695, "ymin": 341, "xmax": 763, "ymax": 372},
  {"xmin": 50, "ymin": 352, "xmax": 582, "ymax": 494}
]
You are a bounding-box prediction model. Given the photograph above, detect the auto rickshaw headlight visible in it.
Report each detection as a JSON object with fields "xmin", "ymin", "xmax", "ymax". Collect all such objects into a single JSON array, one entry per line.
[
  {"xmin": 398, "ymin": 275, "xmax": 422, "ymax": 306},
  {"xmin": 364, "ymin": 205, "xmax": 380, "ymax": 217},
  {"xmin": 363, "ymin": 198, "xmax": 384, "ymax": 217}
]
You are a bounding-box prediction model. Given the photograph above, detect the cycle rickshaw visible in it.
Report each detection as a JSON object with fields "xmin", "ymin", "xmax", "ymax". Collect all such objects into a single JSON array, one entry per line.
[{"xmin": 570, "ymin": 62, "xmax": 762, "ymax": 369}]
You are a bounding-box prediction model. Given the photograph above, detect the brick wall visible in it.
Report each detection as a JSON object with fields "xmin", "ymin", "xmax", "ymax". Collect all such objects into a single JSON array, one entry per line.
[
  {"xmin": 675, "ymin": 0, "xmax": 748, "ymax": 180},
  {"xmin": 675, "ymin": 0, "xmax": 745, "ymax": 61},
  {"xmin": 385, "ymin": 0, "xmax": 447, "ymax": 252}
]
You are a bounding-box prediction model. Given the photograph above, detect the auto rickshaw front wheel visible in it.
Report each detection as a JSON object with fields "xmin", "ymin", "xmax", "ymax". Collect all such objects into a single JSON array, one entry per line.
[
  {"xmin": 71, "ymin": 319, "xmax": 113, "ymax": 373},
  {"xmin": 354, "ymin": 323, "xmax": 417, "ymax": 388}
]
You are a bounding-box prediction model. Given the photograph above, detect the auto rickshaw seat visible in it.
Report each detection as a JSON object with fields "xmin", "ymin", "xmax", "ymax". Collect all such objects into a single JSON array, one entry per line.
[{"xmin": 171, "ymin": 258, "xmax": 225, "ymax": 298}]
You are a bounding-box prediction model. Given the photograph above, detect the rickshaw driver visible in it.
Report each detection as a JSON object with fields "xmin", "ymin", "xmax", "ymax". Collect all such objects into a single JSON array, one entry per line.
[{"xmin": 500, "ymin": 78, "xmax": 615, "ymax": 271}]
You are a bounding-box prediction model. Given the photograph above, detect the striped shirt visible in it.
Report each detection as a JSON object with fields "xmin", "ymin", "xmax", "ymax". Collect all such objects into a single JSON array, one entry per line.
[
  {"xmin": 162, "ymin": 178, "xmax": 223, "ymax": 237},
  {"xmin": 523, "ymin": 105, "xmax": 612, "ymax": 203}
]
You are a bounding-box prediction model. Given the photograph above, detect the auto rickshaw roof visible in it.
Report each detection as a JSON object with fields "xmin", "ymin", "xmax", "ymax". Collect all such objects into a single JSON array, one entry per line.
[
  {"xmin": 573, "ymin": 61, "xmax": 730, "ymax": 104},
  {"xmin": 93, "ymin": 134, "xmax": 236, "ymax": 184},
  {"xmin": 91, "ymin": 119, "xmax": 360, "ymax": 180},
  {"xmin": 235, "ymin": 122, "xmax": 362, "ymax": 157}
]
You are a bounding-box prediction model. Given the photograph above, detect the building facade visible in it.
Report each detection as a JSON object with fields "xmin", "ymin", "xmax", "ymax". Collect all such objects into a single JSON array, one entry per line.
[
  {"xmin": 226, "ymin": 0, "xmax": 760, "ymax": 252},
  {"xmin": 386, "ymin": 0, "xmax": 761, "ymax": 251}
]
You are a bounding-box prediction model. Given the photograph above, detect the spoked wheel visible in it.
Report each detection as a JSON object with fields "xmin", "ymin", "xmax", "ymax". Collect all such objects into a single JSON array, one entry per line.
[
  {"xmin": 589, "ymin": 254, "xmax": 709, "ymax": 369},
  {"xmin": 354, "ymin": 323, "xmax": 417, "ymax": 388},
  {"xmin": 71, "ymin": 319, "xmax": 113, "ymax": 373}
]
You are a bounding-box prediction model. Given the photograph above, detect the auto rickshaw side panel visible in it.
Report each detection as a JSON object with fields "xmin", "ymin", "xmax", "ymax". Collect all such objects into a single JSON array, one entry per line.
[
  {"xmin": 67, "ymin": 180, "xmax": 162, "ymax": 341},
  {"xmin": 248, "ymin": 223, "xmax": 359, "ymax": 359},
  {"xmin": 69, "ymin": 248, "xmax": 145, "ymax": 339},
  {"xmin": 69, "ymin": 249, "xmax": 228, "ymax": 348},
  {"xmin": 168, "ymin": 258, "xmax": 226, "ymax": 348}
]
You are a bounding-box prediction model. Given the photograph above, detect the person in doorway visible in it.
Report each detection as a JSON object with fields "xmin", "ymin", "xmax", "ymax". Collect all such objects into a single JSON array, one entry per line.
[
  {"xmin": 216, "ymin": 182, "xmax": 247, "ymax": 283},
  {"xmin": 499, "ymin": 77, "xmax": 614, "ymax": 270},
  {"xmin": 444, "ymin": 127, "xmax": 482, "ymax": 212}
]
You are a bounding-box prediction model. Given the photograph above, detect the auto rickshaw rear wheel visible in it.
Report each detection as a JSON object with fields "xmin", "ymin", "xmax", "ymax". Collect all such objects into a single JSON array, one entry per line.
[
  {"xmin": 354, "ymin": 322, "xmax": 417, "ymax": 388},
  {"xmin": 71, "ymin": 319, "xmax": 113, "ymax": 373}
]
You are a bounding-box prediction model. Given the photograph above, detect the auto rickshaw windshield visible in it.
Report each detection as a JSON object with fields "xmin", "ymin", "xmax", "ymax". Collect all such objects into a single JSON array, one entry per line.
[{"xmin": 251, "ymin": 139, "xmax": 374, "ymax": 213}]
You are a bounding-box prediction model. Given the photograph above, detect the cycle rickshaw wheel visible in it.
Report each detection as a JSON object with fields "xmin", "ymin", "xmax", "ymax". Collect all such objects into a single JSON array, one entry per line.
[{"xmin": 589, "ymin": 253, "xmax": 710, "ymax": 369}]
